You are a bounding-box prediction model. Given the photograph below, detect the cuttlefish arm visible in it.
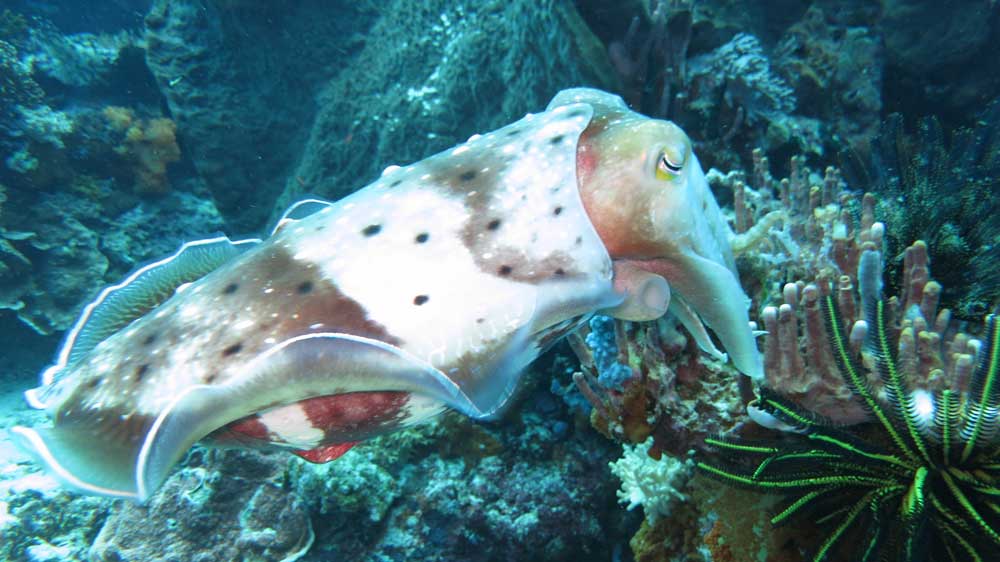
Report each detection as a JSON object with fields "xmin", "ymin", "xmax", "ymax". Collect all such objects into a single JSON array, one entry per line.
[{"xmin": 551, "ymin": 89, "xmax": 763, "ymax": 379}]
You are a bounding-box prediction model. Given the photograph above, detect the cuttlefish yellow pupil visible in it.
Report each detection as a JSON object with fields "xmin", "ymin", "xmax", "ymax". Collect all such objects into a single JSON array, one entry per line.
[{"xmin": 12, "ymin": 88, "xmax": 761, "ymax": 502}]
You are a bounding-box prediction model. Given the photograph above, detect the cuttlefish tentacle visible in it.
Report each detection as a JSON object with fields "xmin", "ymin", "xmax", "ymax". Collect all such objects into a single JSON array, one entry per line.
[{"xmin": 13, "ymin": 88, "xmax": 761, "ymax": 502}]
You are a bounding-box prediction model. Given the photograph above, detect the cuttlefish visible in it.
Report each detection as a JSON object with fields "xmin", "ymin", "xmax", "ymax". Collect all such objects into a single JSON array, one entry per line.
[{"xmin": 13, "ymin": 88, "xmax": 762, "ymax": 502}]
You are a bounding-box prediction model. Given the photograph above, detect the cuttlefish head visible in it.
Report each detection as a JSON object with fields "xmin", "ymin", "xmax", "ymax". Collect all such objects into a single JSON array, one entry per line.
[{"xmin": 550, "ymin": 89, "xmax": 762, "ymax": 379}]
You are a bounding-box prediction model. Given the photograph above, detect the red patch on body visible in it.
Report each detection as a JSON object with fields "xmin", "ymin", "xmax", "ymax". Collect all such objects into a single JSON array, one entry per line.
[
  {"xmin": 227, "ymin": 415, "xmax": 269, "ymax": 439},
  {"xmin": 212, "ymin": 391, "xmax": 412, "ymax": 453},
  {"xmin": 293, "ymin": 442, "xmax": 358, "ymax": 463}
]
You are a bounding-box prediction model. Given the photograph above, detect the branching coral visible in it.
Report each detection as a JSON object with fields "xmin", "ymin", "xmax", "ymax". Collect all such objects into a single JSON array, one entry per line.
[{"xmin": 609, "ymin": 437, "xmax": 693, "ymax": 523}]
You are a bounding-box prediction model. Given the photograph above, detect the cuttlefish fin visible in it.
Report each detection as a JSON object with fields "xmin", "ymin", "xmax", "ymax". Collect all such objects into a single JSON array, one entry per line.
[
  {"xmin": 16, "ymin": 330, "xmax": 532, "ymax": 502},
  {"xmin": 27, "ymin": 236, "xmax": 261, "ymax": 409},
  {"xmin": 12, "ymin": 383, "xmax": 222, "ymax": 501},
  {"xmin": 659, "ymin": 251, "xmax": 763, "ymax": 380},
  {"xmin": 11, "ymin": 424, "xmax": 152, "ymax": 501}
]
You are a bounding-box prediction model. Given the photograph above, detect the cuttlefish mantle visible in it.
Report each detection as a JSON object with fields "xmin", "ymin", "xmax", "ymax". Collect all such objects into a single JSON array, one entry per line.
[{"xmin": 13, "ymin": 88, "xmax": 761, "ymax": 502}]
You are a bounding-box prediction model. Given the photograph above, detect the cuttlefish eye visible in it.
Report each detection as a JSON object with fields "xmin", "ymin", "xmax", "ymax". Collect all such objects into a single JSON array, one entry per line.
[{"xmin": 655, "ymin": 146, "xmax": 685, "ymax": 180}]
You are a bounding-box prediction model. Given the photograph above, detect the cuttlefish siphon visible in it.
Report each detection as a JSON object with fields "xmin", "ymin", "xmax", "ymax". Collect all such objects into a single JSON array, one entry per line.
[{"xmin": 13, "ymin": 88, "xmax": 763, "ymax": 502}]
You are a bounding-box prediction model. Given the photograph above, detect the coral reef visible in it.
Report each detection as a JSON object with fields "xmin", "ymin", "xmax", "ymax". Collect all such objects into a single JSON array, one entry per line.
[
  {"xmin": 271, "ymin": 0, "xmax": 617, "ymax": 226},
  {"xmin": 1, "ymin": 2, "xmax": 997, "ymax": 562},
  {"xmin": 694, "ymin": 32, "xmax": 797, "ymax": 123},
  {"xmin": 0, "ymin": 486, "xmax": 109, "ymax": 562},
  {"xmin": 700, "ymin": 274, "xmax": 1000, "ymax": 560},
  {"xmin": 25, "ymin": 24, "xmax": 140, "ymax": 88},
  {"xmin": 0, "ymin": 8, "xmax": 199, "ymax": 339},
  {"xmin": 772, "ymin": 4, "xmax": 883, "ymax": 154},
  {"xmin": 580, "ymin": 0, "xmax": 885, "ymax": 165},
  {"xmin": 569, "ymin": 312, "xmax": 744, "ymax": 455},
  {"xmin": 90, "ymin": 449, "xmax": 314, "ymax": 562},
  {"xmin": 0, "ymin": 187, "xmax": 226, "ymax": 335},
  {"xmin": 1, "ymin": 367, "xmax": 625, "ymax": 561},
  {"xmin": 14, "ymin": 105, "xmax": 74, "ymax": 148}
]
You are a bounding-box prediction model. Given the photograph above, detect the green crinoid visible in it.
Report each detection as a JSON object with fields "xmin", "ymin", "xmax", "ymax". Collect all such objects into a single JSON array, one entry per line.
[{"xmin": 698, "ymin": 292, "xmax": 1000, "ymax": 561}]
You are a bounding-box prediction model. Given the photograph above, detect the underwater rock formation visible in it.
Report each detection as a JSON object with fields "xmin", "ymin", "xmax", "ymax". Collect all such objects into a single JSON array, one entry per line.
[
  {"xmin": 0, "ymin": 189, "xmax": 226, "ymax": 336},
  {"xmin": 773, "ymin": 4, "xmax": 883, "ymax": 154},
  {"xmin": 90, "ymin": 449, "xmax": 314, "ymax": 562},
  {"xmin": 298, "ymin": 411, "xmax": 622, "ymax": 562},
  {"xmin": 144, "ymin": 0, "xmax": 616, "ymax": 231},
  {"xmin": 272, "ymin": 0, "xmax": 617, "ymax": 222},
  {"xmin": 143, "ymin": 0, "xmax": 373, "ymax": 232}
]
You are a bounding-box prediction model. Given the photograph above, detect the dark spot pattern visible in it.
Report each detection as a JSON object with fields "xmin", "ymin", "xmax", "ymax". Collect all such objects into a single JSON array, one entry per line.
[
  {"xmin": 413, "ymin": 295, "xmax": 429, "ymax": 306},
  {"xmin": 390, "ymin": 179, "xmax": 402, "ymax": 188},
  {"xmin": 549, "ymin": 135, "xmax": 564, "ymax": 145},
  {"xmin": 135, "ymin": 364, "xmax": 149, "ymax": 380},
  {"xmin": 205, "ymin": 373, "xmax": 218, "ymax": 384},
  {"xmin": 142, "ymin": 334, "xmax": 157, "ymax": 346},
  {"xmin": 415, "ymin": 233, "xmax": 429, "ymax": 243},
  {"xmin": 505, "ymin": 129, "xmax": 521, "ymax": 137},
  {"xmin": 223, "ymin": 343, "xmax": 243, "ymax": 357},
  {"xmin": 555, "ymin": 268, "xmax": 565, "ymax": 276},
  {"xmin": 459, "ymin": 170, "xmax": 477, "ymax": 182},
  {"xmin": 362, "ymin": 224, "xmax": 382, "ymax": 237},
  {"xmin": 223, "ymin": 283, "xmax": 239, "ymax": 295},
  {"xmin": 254, "ymin": 246, "xmax": 401, "ymax": 345},
  {"xmin": 553, "ymin": 206, "xmax": 563, "ymax": 216},
  {"xmin": 487, "ymin": 219, "xmax": 502, "ymax": 231},
  {"xmin": 297, "ymin": 281, "xmax": 314, "ymax": 294},
  {"xmin": 498, "ymin": 265, "xmax": 512, "ymax": 276}
]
